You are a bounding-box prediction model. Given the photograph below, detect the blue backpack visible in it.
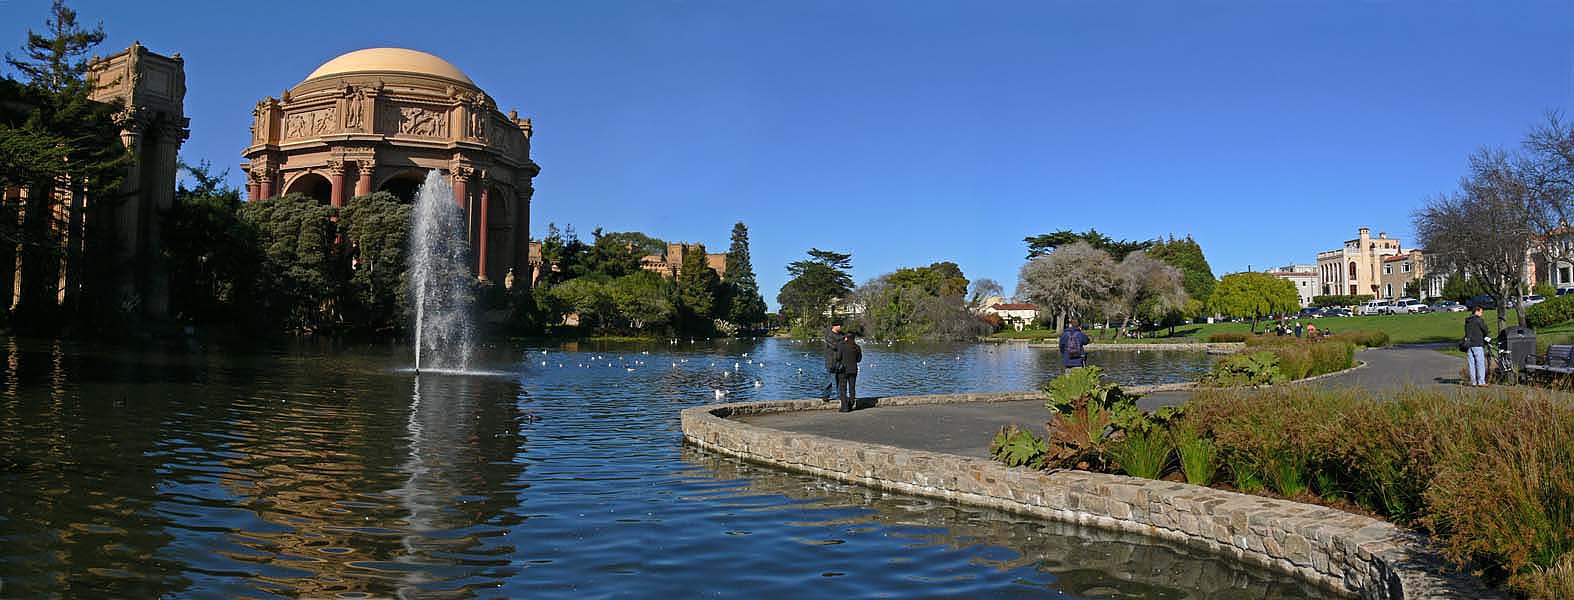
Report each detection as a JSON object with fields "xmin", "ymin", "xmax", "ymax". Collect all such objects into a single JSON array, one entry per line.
[{"xmin": 1064, "ymin": 329, "xmax": 1085, "ymax": 358}]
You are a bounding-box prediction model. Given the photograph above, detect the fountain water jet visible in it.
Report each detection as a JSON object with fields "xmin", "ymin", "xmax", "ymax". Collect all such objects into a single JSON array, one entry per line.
[{"xmin": 409, "ymin": 170, "xmax": 475, "ymax": 372}]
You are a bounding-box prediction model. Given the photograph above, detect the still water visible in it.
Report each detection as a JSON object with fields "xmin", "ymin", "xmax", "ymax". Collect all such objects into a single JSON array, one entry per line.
[{"xmin": 0, "ymin": 337, "xmax": 1337, "ymax": 599}]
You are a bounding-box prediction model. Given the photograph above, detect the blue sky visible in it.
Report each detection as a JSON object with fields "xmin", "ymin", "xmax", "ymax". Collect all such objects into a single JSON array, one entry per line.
[{"xmin": 4, "ymin": 1, "xmax": 1572, "ymax": 307}]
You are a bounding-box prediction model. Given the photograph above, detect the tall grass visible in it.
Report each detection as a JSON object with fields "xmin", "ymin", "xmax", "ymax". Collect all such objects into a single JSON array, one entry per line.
[
  {"xmin": 1171, "ymin": 422, "xmax": 1218, "ymax": 486},
  {"xmin": 1110, "ymin": 428, "xmax": 1171, "ymax": 479},
  {"xmin": 1186, "ymin": 386, "xmax": 1574, "ymax": 596}
]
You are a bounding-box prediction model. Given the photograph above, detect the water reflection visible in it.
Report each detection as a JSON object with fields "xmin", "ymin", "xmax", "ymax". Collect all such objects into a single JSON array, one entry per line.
[{"xmin": 0, "ymin": 338, "xmax": 1316, "ymax": 599}]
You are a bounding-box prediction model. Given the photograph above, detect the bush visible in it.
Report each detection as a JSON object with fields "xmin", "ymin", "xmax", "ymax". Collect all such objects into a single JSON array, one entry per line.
[
  {"xmin": 1206, "ymin": 332, "xmax": 1247, "ymax": 343},
  {"xmin": 1172, "ymin": 422, "xmax": 1218, "ymax": 486},
  {"xmin": 1329, "ymin": 329, "xmax": 1390, "ymax": 348},
  {"xmin": 1187, "ymin": 386, "xmax": 1574, "ymax": 597},
  {"xmin": 1528, "ymin": 293, "xmax": 1574, "ymax": 328},
  {"xmin": 989, "ymin": 425, "xmax": 1048, "ymax": 468},
  {"xmin": 1203, "ymin": 351, "xmax": 1285, "ymax": 387}
]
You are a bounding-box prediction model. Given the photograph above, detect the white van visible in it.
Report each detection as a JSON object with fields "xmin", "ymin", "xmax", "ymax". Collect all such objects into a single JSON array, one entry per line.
[{"xmin": 1359, "ymin": 299, "xmax": 1390, "ymax": 316}]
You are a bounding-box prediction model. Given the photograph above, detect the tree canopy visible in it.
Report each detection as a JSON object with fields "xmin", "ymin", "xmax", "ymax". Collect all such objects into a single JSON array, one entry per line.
[
  {"xmin": 778, "ymin": 248, "xmax": 854, "ymax": 334},
  {"xmin": 1024, "ymin": 228, "xmax": 1152, "ymax": 261},
  {"xmin": 1208, "ymin": 272, "xmax": 1299, "ymax": 333}
]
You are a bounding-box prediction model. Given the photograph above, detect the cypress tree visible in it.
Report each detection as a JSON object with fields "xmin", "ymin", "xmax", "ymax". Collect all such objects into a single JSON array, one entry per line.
[{"xmin": 722, "ymin": 222, "xmax": 767, "ymax": 327}]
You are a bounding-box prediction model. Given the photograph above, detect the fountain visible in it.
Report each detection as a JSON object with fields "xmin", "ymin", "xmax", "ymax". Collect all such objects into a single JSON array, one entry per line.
[{"xmin": 409, "ymin": 170, "xmax": 475, "ymax": 373}]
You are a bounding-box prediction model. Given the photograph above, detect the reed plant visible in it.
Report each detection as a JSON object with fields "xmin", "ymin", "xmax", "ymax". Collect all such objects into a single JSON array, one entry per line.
[
  {"xmin": 1110, "ymin": 427, "xmax": 1171, "ymax": 480},
  {"xmin": 1171, "ymin": 421, "xmax": 1218, "ymax": 486}
]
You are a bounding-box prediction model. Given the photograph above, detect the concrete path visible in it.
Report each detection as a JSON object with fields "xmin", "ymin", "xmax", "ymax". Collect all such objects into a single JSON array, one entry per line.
[{"xmin": 740, "ymin": 345, "xmax": 1463, "ymax": 459}]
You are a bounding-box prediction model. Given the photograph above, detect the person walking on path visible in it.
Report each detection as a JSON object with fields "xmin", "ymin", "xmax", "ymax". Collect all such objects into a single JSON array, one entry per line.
[
  {"xmin": 1464, "ymin": 305, "xmax": 1490, "ymax": 386},
  {"xmin": 834, "ymin": 333, "xmax": 863, "ymax": 412},
  {"xmin": 1059, "ymin": 318, "xmax": 1091, "ymax": 368},
  {"xmin": 821, "ymin": 322, "xmax": 844, "ymax": 401}
]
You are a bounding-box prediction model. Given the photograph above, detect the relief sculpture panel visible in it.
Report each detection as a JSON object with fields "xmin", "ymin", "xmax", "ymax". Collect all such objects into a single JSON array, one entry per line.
[
  {"xmin": 283, "ymin": 107, "xmax": 337, "ymax": 140},
  {"xmin": 380, "ymin": 104, "xmax": 449, "ymax": 138}
]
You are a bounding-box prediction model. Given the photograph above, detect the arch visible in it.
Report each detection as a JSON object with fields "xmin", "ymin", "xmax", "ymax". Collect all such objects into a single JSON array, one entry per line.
[
  {"xmin": 283, "ymin": 172, "xmax": 332, "ymax": 204},
  {"xmin": 483, "ymin": 183, "xmax": 514, "ymax": 283},
  {"xmin": 1348, "ymin": 262, "xmax": 1357, "ymax": 280},
  {"xmin": 378, "ymin": 170, "xmax": 425, "ymax": 203}
]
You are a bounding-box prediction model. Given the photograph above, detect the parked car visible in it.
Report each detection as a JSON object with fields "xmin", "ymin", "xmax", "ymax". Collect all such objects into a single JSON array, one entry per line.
[
  {"xmin": 1388, "ymin": 298, "xmax": 1425, "ymax": 314},
  {"xmin": 1432, "ymin": 300, "xmax": 1467, "ymax": 312},
  {"xmin": 1520, "ymin": 295, "xmax": 1547, "ymax": 307},
  {"xmin": 1557, "ymin": 288, "xmax": 1574, "ymax": 296},
  {"xmin": 1297, "ymin": 307, "xmax": 1323, "ymax": 319},
  {"xmin": 1323, "ymin": 307, "xmax": 1352, "ymax": 317},
  {"xmin": 1359, "ymin": 299, "xmax": 1391, "ymax": 315}
]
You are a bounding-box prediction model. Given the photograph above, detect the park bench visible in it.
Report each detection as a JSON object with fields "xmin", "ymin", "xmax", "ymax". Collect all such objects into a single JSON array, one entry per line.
[{"xmin": 1524, "ymin": 344, "xmax": 1574, "ymax": 382}]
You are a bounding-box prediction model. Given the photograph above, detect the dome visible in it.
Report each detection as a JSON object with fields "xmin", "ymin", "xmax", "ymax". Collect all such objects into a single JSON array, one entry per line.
[{"xmin": 303, "ymin": 48, "xmax": 473, "ymax": 85}]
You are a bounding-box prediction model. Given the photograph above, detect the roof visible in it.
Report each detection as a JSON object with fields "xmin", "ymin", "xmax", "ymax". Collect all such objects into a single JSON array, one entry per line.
[
  {"xmin": 304, "ymin": 48, "xmax": 474, "ymax": 85},
  {"xmin": 990, "ymin": 303, "xmax": 1038, "ymax": 311},
  {"xmin": 1383, "ymin": 255, "xmax": 1411, "ymax": 262}
]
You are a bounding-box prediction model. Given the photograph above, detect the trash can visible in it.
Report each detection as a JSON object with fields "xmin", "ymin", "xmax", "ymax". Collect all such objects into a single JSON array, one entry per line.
[{"xmin": 1504, "ymin": 326, "xmax": 1536, "ymax": 369}]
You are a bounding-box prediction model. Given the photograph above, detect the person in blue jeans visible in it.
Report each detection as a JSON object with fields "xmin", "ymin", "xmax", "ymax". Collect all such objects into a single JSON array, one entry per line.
[
  {"xmin": 1059, "ymin": 318, "xmax": 1091, "ymax": 368},
  {"xmin": 1464, "ymin": 305, "xmax": 1489, "ymax": 386}
]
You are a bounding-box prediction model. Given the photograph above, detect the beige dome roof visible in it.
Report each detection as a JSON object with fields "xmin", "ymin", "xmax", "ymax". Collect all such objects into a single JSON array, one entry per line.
[{"xmin": 304, "ymin": 48, "xmax": 473, "ymax": 85}]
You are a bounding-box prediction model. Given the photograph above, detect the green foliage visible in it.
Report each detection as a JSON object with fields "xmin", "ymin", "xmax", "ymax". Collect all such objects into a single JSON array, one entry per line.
[
  {"xmin": 1110, "ymin": 427, "xmax": 1171, "ymax": 479},
  {"xmin": 1533, "ymin": 282, "xmax": 1558, "ymax": 299},
  {"xmin": 165, "ymin": 162, "xmax": 257, "ymax": 326},
  {"xmin": 777, "ymin": 248, "xmax": 853, "ymax": 332},
  {"xmin": 856, "ymin": 262, "xmax": 990, "ymax": 341},
  {"xmin": 550, "ymin": 277, "xmax": 613, "ymax": 328},
  {"xmin": 1441, "ymin": 273, "xmax": 1488, "ymax": 303},
  {"xmin": 1146, "ymin": 235, "xmax": 1216, "ymax": 307},
  {"xmin": 1045, "ymin": 365, "xmax": 1125, "ymax": 413},
  {"xmin": 1209, "ymin": 272, "xmax": 1300, "ymax": 332},
  {"xmin": 722, "ymin": 222, "xmax": 767, "ymax": 327},
  {"xmin": 1203, "ymin": 351, "xmax": 1286, "ymax": 387},
  {"xmin": 1040, "ymin": 366, "xmax": 1148, "ymax": 470},
  {"xmin": 239, "ymin": 194, "xmax": 341, "ymax": 331},
  {"xmin": 1206, "ymin": 332, "xmax": 1247, "ymax": 343},
  {"xmin": 340, "ymin": 193, "xmax": 411, "ymax": 332},
  {"xmin": 675, "ymin": 242, "xmax": 720, "ymax": 333},
  {"xmin": 1171, "ymin": 422, "xmax": 1218, "ymax": 486},
  {"xmin": 1327, "ymin": 330, "xmax": 1390, "ymax": 348},
  {"xmin": 1024, "ymin": 228, "xmax": 1152, "ymax": 261},
  {"xmin": 609, "ymin": 270, "xmax": 675, "ymax": 331},
  {"xmin": 886, "ymin": 261, "xmax": 969, "ymax": 298},
  {"xmin": 1312, "ymin": 294, "xmax": 1373, "ymax": 308},
  {"xmin": 989, "ymin": 424, "xmax": 1048, "ymax": 468},
  {"xmin": 1528, "ymin": 293, "xmax": 1574, "ymax": 328}
]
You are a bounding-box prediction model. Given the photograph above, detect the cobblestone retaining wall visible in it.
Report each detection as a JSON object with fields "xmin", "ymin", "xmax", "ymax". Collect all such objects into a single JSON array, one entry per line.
[{"xmin": 680, "ymin": 392, "xmax": 1498, "ymax": 600}]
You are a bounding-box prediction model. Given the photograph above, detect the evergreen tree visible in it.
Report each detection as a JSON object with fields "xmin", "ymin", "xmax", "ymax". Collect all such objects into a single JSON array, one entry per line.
[
  {"xmin": 777, "ymin": 248, "xmax": 853, "ymax": 333},
  {"xmin": 4, "ymin": 0, "xmax": 127, "ymax": 326},
  {"xmin": 1146, "ymin": 235, "xmax": 1216, "ymax": 304},
  {"xmin": 675, "ymin": 243, "xmax": 719, "ymax": 332},
  {"xmin": 722, "ymin": 222, "xmax": 766, "ymax": 327}
]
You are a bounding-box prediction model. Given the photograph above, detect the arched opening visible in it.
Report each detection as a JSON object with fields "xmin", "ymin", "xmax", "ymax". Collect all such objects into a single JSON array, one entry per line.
[
  {"xmin": 484, "ymin": 185, "xmax": 512, "ymax": 283},
  {"xmin": 378, "ymin": 172, "xmax": 424, "ymax": 203},
  {"xmin": 1348, "ymin": 262, "xmax": 1357, "ymax": 280},
  {"xmin": 284, "ymin": 172, "xmax": 332, "ymax": 204}
]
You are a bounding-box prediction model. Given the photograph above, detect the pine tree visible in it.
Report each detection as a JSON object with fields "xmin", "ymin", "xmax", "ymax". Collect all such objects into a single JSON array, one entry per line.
[
  {"xmin": 722, "ymin": 222, "xmax": 766, "ymax": 327},
  {"xmin": 675, "ymin": 243, "xmax": 719, "ymax": 333}
]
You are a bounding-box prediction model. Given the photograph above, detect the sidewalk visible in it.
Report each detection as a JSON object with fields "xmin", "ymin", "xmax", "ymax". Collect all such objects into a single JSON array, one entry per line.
[{"xmin": 739, "ymin": 345, "xmax": 1462, "ymax": 459}]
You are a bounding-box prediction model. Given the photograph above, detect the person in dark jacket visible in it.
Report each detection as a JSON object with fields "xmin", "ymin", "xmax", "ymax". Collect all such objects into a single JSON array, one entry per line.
[
  {"xmin": 834, "ymin": 333, "xmax": 863, "ymax": 412},
  {"xmin": 1059, "ymin": 319, "xmax": 1091, "ymax": 368},
  {"xmin": 821, "ymin": 322, "xmax": 843, "ymax": 401},
  {"xmin": 1464, "ymin": 305, "xmax": 1490, "ymax": 386}
]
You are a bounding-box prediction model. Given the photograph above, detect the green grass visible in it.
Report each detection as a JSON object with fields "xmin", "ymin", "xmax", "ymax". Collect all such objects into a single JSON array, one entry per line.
[{"xmin": 992, "ymin": 310, "xmax": 1568, "ymax": 346}]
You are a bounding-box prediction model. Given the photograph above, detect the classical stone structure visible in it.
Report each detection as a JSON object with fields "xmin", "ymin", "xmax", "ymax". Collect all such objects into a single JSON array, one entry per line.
[
  {"xmin": 639, "ymin": 243, "xmax": 727, "ymax": 280},
  {"xmin": 1316, "ymin": 227, "xmax": 1403, "ymax": 297},
  {"xmin": 1, "ymin": 42, "xmax": 187, "ymax": 318},
  {"xmin": 242, "ymin": 48, "xmax": 539, "ymax": 284}
]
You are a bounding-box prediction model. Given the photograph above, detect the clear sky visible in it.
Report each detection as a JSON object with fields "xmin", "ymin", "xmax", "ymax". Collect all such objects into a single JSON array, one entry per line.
[{"xmin": 4, "ymin": 1, "xmax": 1573, "ymax": 307}]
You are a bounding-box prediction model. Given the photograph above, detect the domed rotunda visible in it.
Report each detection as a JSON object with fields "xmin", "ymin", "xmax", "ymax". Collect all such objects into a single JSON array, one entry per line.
[{"xmin": 242, "ymin": 48, "xmax": 538, "ymax": 284}]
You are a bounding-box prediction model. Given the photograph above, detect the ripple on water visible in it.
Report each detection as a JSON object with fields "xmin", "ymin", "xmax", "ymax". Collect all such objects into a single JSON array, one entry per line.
[{"xmin": 0, "ymin": 338, "xmax": 1339, "ymax": 599}]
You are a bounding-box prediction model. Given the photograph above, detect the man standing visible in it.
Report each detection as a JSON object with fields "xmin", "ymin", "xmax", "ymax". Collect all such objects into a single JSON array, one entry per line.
[
  {"xmin": 821, "ymin": 321, "xmax": 843, "ymax": 401},
  {"xmin": 1464, "ymin": 304, "xmax": 1489, "ymax": 386},
  {"xmin": 1059, "ymin": 318, "xmax": 1091, "ymax": 369},
  {"xmin": 835, "ymin": 333, "xmax": 863, "ymax": 412}
]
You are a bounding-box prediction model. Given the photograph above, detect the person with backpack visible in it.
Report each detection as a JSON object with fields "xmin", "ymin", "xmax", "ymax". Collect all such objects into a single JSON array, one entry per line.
[
  {"xmin": 820, "ymin": 321, "xmax": 843, "ymax": 401},
  {"xmin": 1463, "ymin": 304, "xmax": 1489, "ymax": 386},
  {"xmin": 1059, "ymin": 318, "xmax": 1091, "ymax": 368}
]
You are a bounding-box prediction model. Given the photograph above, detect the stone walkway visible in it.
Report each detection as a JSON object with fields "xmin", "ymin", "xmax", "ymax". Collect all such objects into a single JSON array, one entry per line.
[{"xmin": 740, "ymin": 345, "xmax": 1463, "ymax": 459}]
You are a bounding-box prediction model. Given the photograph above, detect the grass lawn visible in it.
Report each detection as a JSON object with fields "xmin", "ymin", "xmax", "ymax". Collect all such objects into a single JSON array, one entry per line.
[{"xmin": 992, "ymin": 310, "xmax": 1574, "ymax": 346}]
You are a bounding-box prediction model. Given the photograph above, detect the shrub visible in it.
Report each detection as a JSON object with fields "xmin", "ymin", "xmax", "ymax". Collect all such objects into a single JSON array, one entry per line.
[
  {"xmin": 1172, "ymin": 422, "xmax": 1218, "ymax": 486},
  {"xmin": 1528, "ymin": 293, "xmax": 1574, "ymax": 328},
  {"xmin": 1329, "ymin": 329, "xmax": 1390, "ymax": 348},
  {"xmin": 1040, "ymin": 367, "xmax": 1151, "ymax": 470},
  {"xmin": 1110, "ymin": 427, "xmax": 1171, "ymax": 479},
  {"xmin": 1207, "ymin": 332, "xmax": 1247, "ymax": 343},
  {"xmin": 1202, "ymin": 351, "xmax": 1285, "ymax": 386}
]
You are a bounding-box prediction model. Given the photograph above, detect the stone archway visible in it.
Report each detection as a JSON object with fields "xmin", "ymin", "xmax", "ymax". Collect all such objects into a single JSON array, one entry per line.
[
  {"xmin": 284, "ymin": 172, "xmax": 332, "ymax": 204},
  {"xmin": 483, "ymin": 183, "xmax": 514, "ymax": 283},
  {"xmin": 378, "ymin": 171, "xmax": 424, "ymax": 203}
]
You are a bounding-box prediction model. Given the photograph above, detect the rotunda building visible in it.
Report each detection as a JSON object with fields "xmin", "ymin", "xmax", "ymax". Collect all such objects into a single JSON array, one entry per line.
[{"xmin": 242, "ymin": 48, "xmax": 538, "ymax": 284}]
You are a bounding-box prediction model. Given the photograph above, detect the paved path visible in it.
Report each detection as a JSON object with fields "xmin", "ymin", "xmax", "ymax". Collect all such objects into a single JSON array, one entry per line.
[{"xmin": 740, "ymin": 345, "xmax": 1463, "ymax": 459}]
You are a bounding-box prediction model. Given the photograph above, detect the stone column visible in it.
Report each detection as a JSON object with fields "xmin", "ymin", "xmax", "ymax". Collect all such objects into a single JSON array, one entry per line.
[
  {"xmin": 477, "ymin": 184, "xmax": 490, "ymax": 281},
  {"xmin": 113, "ymin": 112, "xmax": 147, "ymax": 305},
  {"xmin": 143, "ymin": 119, "xmax": 187, "ymax": 320},
  {"xmin": 327, "ymin": 159, "xmax": 346, "ymax": 207},
  {"xmin": 513, "ymin": 184, "xmax": 533, "ymax": 289},
  {"xmin": 246, "ymin": 175, "xmax": 260, "ymax": 201},
  {"xmin": 259, "ymin": 167, "xmax": 275, "ymax": 199},
  {"xmin": 452, "ymin": 166, "xmax": 471, "ymax": 211},
  {"xmin": 355, "ymin": 162, "xmax": 374, "ymax": 196}
]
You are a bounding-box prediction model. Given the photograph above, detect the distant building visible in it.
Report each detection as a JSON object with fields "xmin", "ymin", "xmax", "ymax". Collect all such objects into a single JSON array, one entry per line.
[
  {"xmin": 1377, "ymin": 250, "xmax": 1436, "ymax": 299},
  {"xmin": 983, "ymin": 303, "xmax": 1040, "ymax": 327},
  {"xmin": 640, "ymin": 243, "xmax": 727, "ymax": 280},
  {"xmin": 1265, "ymin": 265, "xmax": 1317, "ymax": 307},
  {"xmin": 1315, "ymin": 227, "xmax": 1404, "ymax": 297}
]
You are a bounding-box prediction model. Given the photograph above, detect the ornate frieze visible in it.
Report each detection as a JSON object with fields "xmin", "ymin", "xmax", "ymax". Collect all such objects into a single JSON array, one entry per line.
[
  {"xmin": 380, "ymin": 104, "xmax": 449, "ymax": 137},
  {"xmin": 284, "ymin": 107, "xmax": 337, "ymax": 140}
]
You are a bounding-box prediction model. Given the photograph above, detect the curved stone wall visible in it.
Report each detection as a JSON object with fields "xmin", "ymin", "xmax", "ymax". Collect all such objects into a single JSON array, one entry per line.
[{"xmin": 680, "ymin": 392, "xmax": 1499, "ymax": 600}]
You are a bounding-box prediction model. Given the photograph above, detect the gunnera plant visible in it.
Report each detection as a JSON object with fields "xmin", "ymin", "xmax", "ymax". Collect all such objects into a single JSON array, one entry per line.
[{"xmin": 989, "ymin": 424, "xmax": 1048, "ymax": 469}]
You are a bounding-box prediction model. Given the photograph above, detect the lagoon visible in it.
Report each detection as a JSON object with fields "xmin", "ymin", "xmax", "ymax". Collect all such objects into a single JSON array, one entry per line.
[{"xmin": 0, "ymin": 337, "xmax": 1336, "ymax": 598}]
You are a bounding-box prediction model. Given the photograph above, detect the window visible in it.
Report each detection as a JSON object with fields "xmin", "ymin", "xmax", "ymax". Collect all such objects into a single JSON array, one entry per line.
[
  {"xmin": 1385, "ymin": 284, "xmax": 1393, "ymax": 298},
  {"xmin": 1349, "ymin": 262, "xmax": 1357, "ymax": 279},
  {"xmin": 1383, "ymin": 264, "xmax": 1391, "ymax": 275},
  {"xmin": 1562, "ymin": 266, "xmax": 1572, "ymax": 285},
  {"xmin": 1402, "ymin": 261, "xmax": 1411, "ymax": 273}
]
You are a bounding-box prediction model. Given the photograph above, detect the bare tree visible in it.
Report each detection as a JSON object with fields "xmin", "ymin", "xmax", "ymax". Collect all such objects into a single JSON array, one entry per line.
[
  {"xmin": 967, "ymin": 277, "xmax": 1004, "ymax": 309},
  {"xmin": 1414, "ymin": 149, "xmax": 1535, "ymax": 333},
  {"xmin": 1106, "ymin": 251, "xmax": 1189, "ymax": 339},
  {"xmin": 1015, "ymin": 241, "xmax": 1116, "ymax": 333},
  {"xmin": 1522, "ymin": 114, "xmax": 1574, "ymax": 284}
]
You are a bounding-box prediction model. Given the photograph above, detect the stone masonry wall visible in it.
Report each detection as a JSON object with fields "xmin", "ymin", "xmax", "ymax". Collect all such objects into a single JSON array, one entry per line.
[{"xmin": 680, "ymin": 392, "xmax": 1499, "ymax": 600}]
